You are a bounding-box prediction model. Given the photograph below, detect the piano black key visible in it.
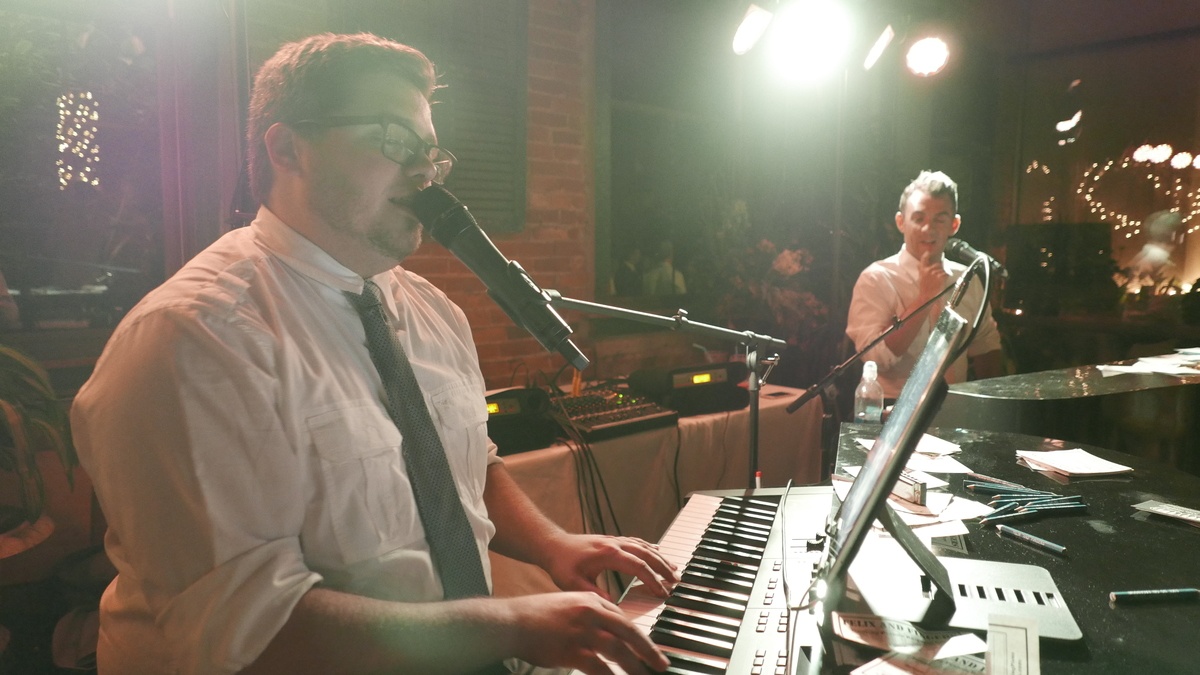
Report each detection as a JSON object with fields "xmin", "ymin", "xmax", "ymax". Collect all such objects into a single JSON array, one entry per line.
[
  {"xmin": 696, "ymin": 538, "xmax": 758, "ymax": 559},
  {"xmin": 667, "ymin": 588, "xmax": 747, "ymax": 618},
  {"xmin": 715, "ymin": 505, "xmax": 775, "ymax": 524},
  {"xmin": 681, "ymin": 568, "xmax": 755, "ymax": 593},
  {"xmin": 655, "ymin": 615, "xmax": 738, "ymax": 642},
  {"xmin": 689, "ymin": 553, "xmax": 759, "ymax": 572},
  {"xmin": 661, "ymin": 648, "xmax": 728, "ymax": 675},
  {"xmin": 686, "ymin": 558, "xmax": 757, "ymax": 581},
  {"xmin": 700, "ymin": 533, "xmax": 766, "ymax": 555},
  {"xmin": 658, "ymin": 604, "xmax": 743, "ymax": 630},
  {"xmin": 706, "ymin": 523, "xmax": 769, "ymax": 546},
  {"xmin": 651, "ymin": 625, "xmax": 735, "ymax": 658},
  {"xmin": 709, "ymin": 514, "xmax": 772, "ymax": 534}
]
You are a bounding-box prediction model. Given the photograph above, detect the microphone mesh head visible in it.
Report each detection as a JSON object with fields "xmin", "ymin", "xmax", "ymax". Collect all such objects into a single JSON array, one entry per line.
[{"xmin": 410, "ymin": 185, "xmax": 464, "ymax": 246}]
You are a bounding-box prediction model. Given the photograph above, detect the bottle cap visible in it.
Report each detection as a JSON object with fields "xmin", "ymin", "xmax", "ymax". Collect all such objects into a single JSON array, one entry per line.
[{"xmin": 863, "ymin": 360, "xmax": 877, "ymax": 381}]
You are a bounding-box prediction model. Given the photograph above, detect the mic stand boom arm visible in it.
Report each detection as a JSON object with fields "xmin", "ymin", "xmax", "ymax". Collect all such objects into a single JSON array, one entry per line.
[
  {"xmin": 785, "ymin": 279, "xmax": 960, "ymax": 415},
  {"xmin": 544, "ymin": 290, "xmax": 786, "ymax": 490}
]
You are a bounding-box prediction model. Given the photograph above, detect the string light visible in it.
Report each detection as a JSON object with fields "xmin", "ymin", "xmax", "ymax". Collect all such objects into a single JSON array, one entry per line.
[
  {"xmin": 56, "ymin": 91, "xmax": 100, "ymax": 190},
  {"xmin": 1075, "ymin": 143, "xmax": 1200, "ymax": 239}
]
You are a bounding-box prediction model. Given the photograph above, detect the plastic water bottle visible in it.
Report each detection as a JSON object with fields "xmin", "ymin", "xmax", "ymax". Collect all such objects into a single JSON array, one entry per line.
[{"xmin": 854, "ymin": 360, "xmax": 884, "ymax": 424}]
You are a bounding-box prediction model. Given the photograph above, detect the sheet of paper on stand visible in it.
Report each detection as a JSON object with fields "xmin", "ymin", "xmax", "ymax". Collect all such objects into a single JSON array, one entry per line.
[
  {"xmin": 832, "ymin": 612, "xmax": 988, "ymax": 660},
  {"xmin": 1015, "ymin": 449, "xmax": 1133, "ymax": 477},
  {"xmin": 855, "ymin": 433, "xmax": 962, "ymax": 457},
  {"xmin": 852, "ymin": 651, "xmax": 987, "ymax": 674},
  {"xmin": 855, "ymin": 436, "xmax": 973, "ymax": 473},
  {"xmin": 907, "ymin": 452, "xmax": 973, "ymax": 474},
  {"xmin": 834, "ymin": 471, "xmax": 993, "ymax": 523},
  {"xmin": 1132, "ymin": 499, "xmax": 1200, "ymax": 527},
  {"xmin": 986, "ymin": 614, "xmax": 1040, "ymax": 675}
]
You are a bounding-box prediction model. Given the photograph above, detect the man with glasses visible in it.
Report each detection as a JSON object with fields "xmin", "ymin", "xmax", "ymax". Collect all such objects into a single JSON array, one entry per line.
[
  {"xmin": 73, "ymin": 33, "xmax": 675, "ymax": 675},
  {"xmin": 845, "ymin": 170, "xmax": 1002, "ymax": 402}
]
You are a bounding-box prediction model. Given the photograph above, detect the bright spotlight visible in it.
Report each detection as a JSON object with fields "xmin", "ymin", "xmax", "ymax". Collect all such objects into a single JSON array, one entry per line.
[
  {"xmin": 1133, "ymin": 144, "xmax": 1153, "ymax": 162},
  {"xmin": 906, "ymin": 36, "xmax": 949, "ymax": 77},
  {"xmin": 733, "ymin": 4, "xmax": 775, "ymax": 55},
  {"xmin": 766, "ymin": 0, "xmax": 855, "ymax": 85},
  {"xmin": 1172, "ymin": 152, "xmax": 1193, "ymax": 169}
]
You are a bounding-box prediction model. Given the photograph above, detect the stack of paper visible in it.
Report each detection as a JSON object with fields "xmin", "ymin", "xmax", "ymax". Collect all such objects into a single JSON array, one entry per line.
[
  {"xmin": 1015, "ymin": 449, "xmax": 1133, "ymax": 477},
  {"xmin": 1096, "ymin": 354, "xmax": 1200, "ymax": 377}
]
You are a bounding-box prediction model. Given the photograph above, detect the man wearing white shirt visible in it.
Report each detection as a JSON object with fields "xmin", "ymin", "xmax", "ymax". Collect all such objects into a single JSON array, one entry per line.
[
  {"xmin": 845, "ymin": 170, "xmax": 1002, "ymax": 400},
  {"xmin": 72, "ymin": 33, "xmax": 675, "ymax": 675}
]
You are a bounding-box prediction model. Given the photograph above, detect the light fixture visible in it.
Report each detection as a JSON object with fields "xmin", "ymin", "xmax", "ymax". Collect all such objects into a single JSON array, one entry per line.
[
  {"xmin": 906, "ymin": 36, "xmax": 949, "ymax": 77},
  {"xmin": 1055, "ymin": 110, "xmax": 1082, "ymax": 133},
  {"xmin": 733, "ymin": 3, "xmax": 775, "ymax": 55},
  {"xmin": 863, "ymin": 24, "xmax": 894, "ymax": 70},
  {"xmin": 765, "ymin": 0, "xmax": 855, "ymax": 84}
]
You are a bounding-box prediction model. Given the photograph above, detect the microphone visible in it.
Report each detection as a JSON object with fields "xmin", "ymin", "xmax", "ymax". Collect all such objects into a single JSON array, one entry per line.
[
  {"xmin": 944, "ymin": 238, "xmax": 1007, "ymax": 279},
  {"xmin": 411, "ymin": 185, "xmax": 590, "ymax": 371}
]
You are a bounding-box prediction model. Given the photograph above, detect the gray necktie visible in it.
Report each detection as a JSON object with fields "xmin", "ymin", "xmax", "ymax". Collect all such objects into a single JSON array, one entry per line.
[{"xmin": 345, "ymin": 280, "xmax": 490, "ymax": 600}]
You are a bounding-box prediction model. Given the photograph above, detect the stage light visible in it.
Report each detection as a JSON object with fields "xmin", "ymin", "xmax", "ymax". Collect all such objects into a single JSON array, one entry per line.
[
  {"xmin": 733, "ymin": 3, "xmax": 775, "ymax": 55},
  {"xmin": 1173, "ymin": 152, "xmax": 1193, "ymax": 170},
  {"xmin": 863, "ymin": 24, "xmax": 894, "ymax": 70},
  {"xmin": 765, "ymin": 0, "xmax": 854, "ymax": 85},
  {"xmin": 906, "ymin": 36, "xmax": 949, "ymax": 77}
]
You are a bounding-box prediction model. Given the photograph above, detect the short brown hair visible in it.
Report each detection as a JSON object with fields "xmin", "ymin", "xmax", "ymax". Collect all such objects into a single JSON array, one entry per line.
[
  {"xmin": 897, "ymin": 170, "xmax": 958, "ymax": 214},
  {"xmin": 246, "ymin": 33, "xmax": 438, "ymax": 202}
]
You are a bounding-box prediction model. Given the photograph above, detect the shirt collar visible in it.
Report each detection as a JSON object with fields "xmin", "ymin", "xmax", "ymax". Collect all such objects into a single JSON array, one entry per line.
[{"xmin": 250, "ymin": 206, "xmax": 402, "ymax": 317}]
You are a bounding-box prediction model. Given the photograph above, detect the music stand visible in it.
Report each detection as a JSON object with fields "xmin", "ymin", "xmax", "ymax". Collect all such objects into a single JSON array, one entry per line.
[{"xmin": 795, "ymin": 304, "xmax": 1081, "ymax": 672}]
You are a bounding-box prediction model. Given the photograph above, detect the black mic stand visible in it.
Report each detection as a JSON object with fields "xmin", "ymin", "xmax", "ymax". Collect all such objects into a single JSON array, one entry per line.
[
  {"xmin": 785, "ymin": 279, "xmax": 961, "ymax": 416},
  {"xmin": 544, "ymin": 290, "xmax": 786, "ymax": 490}
]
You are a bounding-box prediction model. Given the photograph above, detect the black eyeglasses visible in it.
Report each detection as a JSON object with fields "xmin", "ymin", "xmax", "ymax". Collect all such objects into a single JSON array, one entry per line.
[{"xmin": 290, "ymin": 115, "xmax": 456, "ymax": 184}]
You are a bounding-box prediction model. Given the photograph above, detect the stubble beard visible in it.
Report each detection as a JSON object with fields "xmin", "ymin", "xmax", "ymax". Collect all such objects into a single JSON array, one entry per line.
[{"xmin": 309, "ymin": 171, "xmax": 422, "ymax": 264}]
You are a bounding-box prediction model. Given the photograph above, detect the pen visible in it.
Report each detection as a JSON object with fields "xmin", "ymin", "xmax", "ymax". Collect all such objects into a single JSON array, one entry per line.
[
  {"xmin": 967, "ymin": 483, "xmax": 1056, "ymax": 496},
  {"xmin": 996, "ymin": 524, "xmax": 1067, "ymax": 555},
  {"xmin": 988, "ymin": 502, "xmax": 1021, "ymax": 517},
  {"xmin": 1019, "ymin": 503, "xmax": 1088, "ymax": 515},
  {"xmin": 1109, "ymin": 588, "xmax": 1200, "ymax": 605},
  {"xmin": 989, "ymin": 494, "xmax": 1058, "ymax": 505},
  {"xmin": 980, "ymin": 510, "xmax": 1039, "ymax": 527},
  {"xmin": 966, "ymin": 472, "xmax": 1030, "ymax": 489},
  {"xmin": 1020, "ymin": 495, "xmax": 1085, "ymax": 507}
]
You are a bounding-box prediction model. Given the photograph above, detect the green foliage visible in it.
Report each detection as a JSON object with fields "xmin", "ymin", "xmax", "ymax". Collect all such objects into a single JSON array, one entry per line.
[{"xmin": 0, "ymin": 343, "xmax": 76, "ymax": 523}]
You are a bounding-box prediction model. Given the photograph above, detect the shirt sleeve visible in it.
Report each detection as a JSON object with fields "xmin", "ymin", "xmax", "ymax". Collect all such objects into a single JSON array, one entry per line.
[
  {"xmin": 72, "ymin": 304, "xmax": 321, "ymax": 674},
  {"xmin": 845, "ymin": 266, "xmax": 903, "ymax": 372}
]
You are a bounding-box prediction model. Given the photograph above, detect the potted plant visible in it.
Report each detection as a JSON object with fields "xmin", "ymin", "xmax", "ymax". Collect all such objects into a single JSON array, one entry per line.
[{"xmin": 0, "ymin": 344, "xmax": 76, "ymax": 535}]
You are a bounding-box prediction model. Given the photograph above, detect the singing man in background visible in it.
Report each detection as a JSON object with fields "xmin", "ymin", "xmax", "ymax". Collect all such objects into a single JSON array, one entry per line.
[
  {"xmin": 71, "ymin": 32, "xmax": 675, "ymax": 675},
  {"xmin": 845, "ymin": 170, "xmax": 1002, "ymax": 401}
]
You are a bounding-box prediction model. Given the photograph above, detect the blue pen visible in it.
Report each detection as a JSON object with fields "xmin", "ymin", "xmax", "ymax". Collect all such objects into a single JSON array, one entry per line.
[
  {"xmin": 1021, "ymin": 503, "xmax": 1088, "ymax": 515},
  {"xmin": 996, "ymin": 524, "xmax": 1067, "ymax": 555},
  {"xmin": 980, "ymin": 510, "xmax": 1039, "ymax": 527},
  {"xmin": 1109, "ymin": 588, "xmax": 1200, "ymax": 605}
]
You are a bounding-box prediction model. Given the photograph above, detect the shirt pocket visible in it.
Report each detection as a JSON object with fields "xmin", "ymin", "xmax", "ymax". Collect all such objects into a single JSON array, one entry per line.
[
  {"xmin": 429, "ymin": 383, "xmax": 490, "ymax": 502},
  {"xmin": 307, "ymin": 403, "xmax": 418, "ymax": 565}
]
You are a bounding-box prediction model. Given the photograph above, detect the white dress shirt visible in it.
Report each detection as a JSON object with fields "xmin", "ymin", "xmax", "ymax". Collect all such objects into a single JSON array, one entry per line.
[
  {"xmin": 845, "ymin": 246, "xmax": 1002, "ymax": 399},
  {"xmin": 71, "ymin": 206, "xmax": 501, "ymax": 674}
]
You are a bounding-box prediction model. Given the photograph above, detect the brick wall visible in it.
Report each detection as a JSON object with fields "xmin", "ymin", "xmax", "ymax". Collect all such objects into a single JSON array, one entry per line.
[{"xmin": 403, "ymin": 0, "xmax": 598, "ymax": 389}]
